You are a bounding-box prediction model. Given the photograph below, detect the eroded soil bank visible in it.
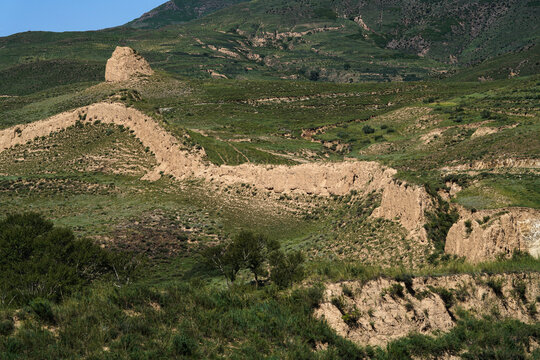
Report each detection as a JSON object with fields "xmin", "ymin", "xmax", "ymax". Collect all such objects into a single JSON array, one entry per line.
[{"xmin": 315, "ymin": 272, "xmax": 540, "ymax": 347}]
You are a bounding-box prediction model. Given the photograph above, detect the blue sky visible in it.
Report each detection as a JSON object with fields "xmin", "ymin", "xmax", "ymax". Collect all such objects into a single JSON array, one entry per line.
[{"xmin": 0, "ymin": 0, "xmax": 166, "ymax": 37}]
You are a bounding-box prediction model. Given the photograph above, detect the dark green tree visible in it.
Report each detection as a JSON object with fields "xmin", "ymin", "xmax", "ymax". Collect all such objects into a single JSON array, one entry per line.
[
  {"xmin": 203, "ymin": 231, "xmax": 303, "ymax": 288},
  {"xmin": 269, "ymin": 249, "xmax": 305, "ymax": 289},
  {"xmin": 0, "ymin": 213, "xmax": 124, "ymax": 305}
]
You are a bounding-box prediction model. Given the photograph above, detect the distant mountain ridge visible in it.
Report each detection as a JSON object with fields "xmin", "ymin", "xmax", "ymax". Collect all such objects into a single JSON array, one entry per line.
[
  {"xmin": 0, "ymin": 0, "xmax": 538, "ymax": 95},
  {"xmin": 127, "ymin": 0, "xmax": 249, "ymax": 29},
  {"xmin": 130, "ymin": 0, "xmax": 539, "ymax": 65}
]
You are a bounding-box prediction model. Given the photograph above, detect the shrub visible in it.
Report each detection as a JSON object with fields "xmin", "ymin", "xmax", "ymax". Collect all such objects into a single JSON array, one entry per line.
[
  {"xmin": 464, "ymin": 220, "xmax": 473, "ymax": 235},
  {"xmin": 0, "ymin": 318, "xmax": 14, "ymax": 336},
  {"xmin": 203, "ymin": 231, "xmax": 304, "ymax": 288},
  {"xmin": 362, "ymin": 125, "xmax": 375, "ymax": 134},
  {"xmin": 433, "ymin": 287, "xmax": 454, "ymax": 310},
  {"xmin": 331, "ymin": 296, "xmax": 346, "ymax": 313},
  {"xmin": 29, "ymin": 298, "xmax": 55, "ymax": 324},
  {"xmin": 291, "ymin": 285, "xmax": 324, "ymax": 310},
  {"xmin": 527, "ymin": 302, "xmax": 537, "ymax": 317},
  {"xmin": 512, "ymin": 280, "xmax": 527, "ymax": 303},
  {"xmin": 269, "ymin": 250, "xmax": 305, "ymax": 289},
  {"xmin": 424, "ymin": 204, "xmax": 459, "ymax": 254},
  {"xmin": 0, "ymin": 213, "xmax": 126, "ymax": 306},
  {"xmin": 170, "ymin": 333, "xmax": 197, "ymax": 356},
  {"xmin": 395, "ymin": 274, "xmax": 415, "ymax": 296},
  {"xmin": 202, "ymin": 231, "xmax": 274, "ymax": 284},
  {"xmin": 342, "ymin": 284, "xmax": 354, "ymax": 298},
  {"xmin": 388, "ymin": 284, "xmax": 405, "ymax": 298},
  {"xmin": 342, "ymin": 308, "xmax": 361, "ymax": 328},
  {"xmin": 486, "ymin": 279, "xmax": 504, "ymax": 298}
]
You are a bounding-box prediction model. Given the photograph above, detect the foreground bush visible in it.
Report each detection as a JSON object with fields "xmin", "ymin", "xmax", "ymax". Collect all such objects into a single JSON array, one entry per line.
[
  {"xmin": 0, "ymin": 213, "xmax": 128, "ymax": 306},
  {"xmin": 203, "ymin": 230, "xmax": 304, "ymax": 288}
]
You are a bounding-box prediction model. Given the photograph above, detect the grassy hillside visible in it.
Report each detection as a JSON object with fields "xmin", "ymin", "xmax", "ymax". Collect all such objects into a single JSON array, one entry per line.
[
  {"xmin": 126, "ymin": 0, "xmax": 249, "ymax": 29},
  {"xmin": 0, "ymin": 70, "xmax": 539, "ymax": 360},
  {"xmin": 0, "ymin": 59, "xmax": 104, "ymax": 96},
  {"xmin": 0, "ymin": 0, "xmax": 537, "ymax": 94},
  {"xmin": 0, "ymin": 1, "xmax": 539, "ymax": 358}
]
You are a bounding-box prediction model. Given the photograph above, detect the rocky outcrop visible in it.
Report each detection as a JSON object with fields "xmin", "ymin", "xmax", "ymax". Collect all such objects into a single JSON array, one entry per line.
[
  {"xmin": 105, "ymin": 47, "xmax": 154, "ymax": 82},
  {"xmin": 315, "ymin": 273, "xmax": 540, "ymax": 347},
  {"xmin": 445, "ymin": 208, "xmax": 540, "ymax": 262}
]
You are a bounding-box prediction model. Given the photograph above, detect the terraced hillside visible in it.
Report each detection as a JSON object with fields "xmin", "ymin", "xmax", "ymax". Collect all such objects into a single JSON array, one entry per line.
[
  {"xmin": 1, "ymin": 66, "xmax": 539, "ymax": 357},
  {"xmin": 0, "ymin": 2, "xmax": 539, "ymax": 359}
]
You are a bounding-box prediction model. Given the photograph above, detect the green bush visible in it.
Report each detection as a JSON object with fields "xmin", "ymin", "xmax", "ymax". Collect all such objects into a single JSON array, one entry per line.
[
  {"xmin": 512, "ymin": 279, "xmax": 527, "ymax": 303},
  {"xmin": 0, "ymin": 318, "xmax": 14, "ymax": 336},
  {"xmin": 486, "ymin": 279, "xmax": 504, "ymax": 298},
  {"xmin": 170, "ymin": 333, "xmax": 198, "ymax": 356},
  {"xmin": 432, "ymin": 287, "xmax": 454, "ymax": 310},
  {"xmin": 424, "ymin": 195, "xmax": 459, "ymax": 254},
  {"xmin": 0, "ymin": 213, "xmax": 126, "ymax": 306},
  {"xmin": 362, "ymin": 125, "xmax": 375, "ymax": 134},
  {"xmin": 29, "ymin": 298, "xmax": 55, "ymax": 324},
  {"xmin": 527, "ymin": 302, "xmax": 537, "ymax": 317},
  {"xmin": 203, "ymin": 231, "xmax": 304, "ymax": 288},
  {"xmin": 395, "ymin": 274, "xmax": 415, "ymax": 296},
  {"xmin": 464, "ymin": 220, "xmax": 473, "ymax": 235},
  {"xmin": 269, "ymin": 250, "xmax": 305, "ymax": 289},
  {"xmin": 388, "ymin": 284, "xmax": 405, "ymax": 299}
]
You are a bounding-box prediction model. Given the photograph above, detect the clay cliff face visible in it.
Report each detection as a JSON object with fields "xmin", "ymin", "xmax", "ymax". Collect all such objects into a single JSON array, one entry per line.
[
  {"xmin": 371, "ymin": 182, "xmax": 432, "ymax": 242},
  {"xmin": 445, "ymin": 208, "xmax": 540, "ymax": 262},
  {"xmin": 105, "ymin": 47, "xmax": 154, "ymax": 82},
  {"xmin": 315, "ymin": 273, "xmax": 540, "ymax": 347}
]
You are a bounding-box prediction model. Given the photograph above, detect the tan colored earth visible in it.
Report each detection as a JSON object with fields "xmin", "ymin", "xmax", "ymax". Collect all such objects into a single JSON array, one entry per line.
[
  {"xmin": 105, "ymin": 46, "xmax": 154, "ymax": 82},
  {"xmin": 445, "ymin": 208, "xmax": 540, "ymax": 262},
  {"xmin": 315, "ymin": 273, "xmax": 540, "ymax": 347}
]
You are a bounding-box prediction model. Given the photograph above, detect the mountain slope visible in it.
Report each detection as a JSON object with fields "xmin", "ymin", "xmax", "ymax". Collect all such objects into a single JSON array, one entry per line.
[
  {"xmin": 126, "ymin": 0, "xmax": 249, "ymax": 29},
  {"xmin": 192, "ymin": 0, "xmax": 540, "ymax": 64},
  {"xmin": 0, "ymin": 0, "xmax": 537, "ymax": 95}
]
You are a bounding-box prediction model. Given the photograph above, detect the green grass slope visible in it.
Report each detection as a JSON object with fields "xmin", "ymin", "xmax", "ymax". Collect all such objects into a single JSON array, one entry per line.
[
  {"xmin": 126, "ymin": 0, "xmax": 249, "ymax": 29},
  {"xmin": 0, "ymin": 0, "xmax": 537, "ymax": 93},
  {"xmin": 0, "ymin": 59, "xmax": 104, "ymax": 96}
]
